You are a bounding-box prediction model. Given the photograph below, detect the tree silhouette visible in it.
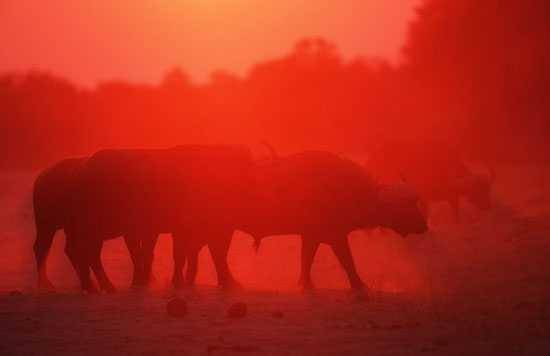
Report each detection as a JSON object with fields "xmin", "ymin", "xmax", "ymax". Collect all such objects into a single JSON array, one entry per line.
[
  {"xmin": 403, "ymin": 0, "xmax": 550, "ymax": 161},
  {"xmin": 1, "ymin": 3, "xmax": 549, "ymax": 171}
]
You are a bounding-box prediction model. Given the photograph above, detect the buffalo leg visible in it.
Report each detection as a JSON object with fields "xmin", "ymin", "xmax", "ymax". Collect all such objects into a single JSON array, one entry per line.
[
  {"xmin": 172, "ymin": 235, "xmax": 187, "ymax": 289},
  {"xmin": 332, "ymin": 238, "xmax": 365, "ymax": 290},
  {"xmin": 34, "ymin": 226, "xmax": 56, "ymax": 290},
  {"xmin": 73, "ymin": 236, "xmax": 98, "ymax": 293},
  {"xmin": 88, "ymin": 239, "xmax": 116, "ymax": 293},
  {"xmin": 125, "ymin": 235, "xmax": 144, "ymax": 286},
  {"xmin": 298, "ymin": 237, "xmax": 320, "ymax": 289},
  {"xmin": 173, "ymin": 230, "xmax": 203, "ymax": 286},
  {"xmin": 64, "ymin": 232, "xmax": 80, "ymax": 276},
  {"xmin": 64, "ymin": 225, "xmax": 93, "ymax": 291},
  {"xmin": 208, "ymin": 232, "xmax": 240, "ymax": 289},
  {"xmin": 77, "ymin": 263, "xmax": 97, "ymax": 293},
  {"xmin": 142, "ymin": 234, "xmax": 158, "ymax": 285},
  {"xmin": 185, "ymin": 243, "xmax": 201, "ymax": 286}
]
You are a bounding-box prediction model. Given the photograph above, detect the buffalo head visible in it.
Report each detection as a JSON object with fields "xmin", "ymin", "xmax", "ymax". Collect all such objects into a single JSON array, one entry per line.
[{"xmin": 376, "ymin": 182, "xmax": 428, "ymax": 236}]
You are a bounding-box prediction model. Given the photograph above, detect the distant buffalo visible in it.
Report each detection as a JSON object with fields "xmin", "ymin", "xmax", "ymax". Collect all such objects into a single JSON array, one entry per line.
[
  {"xmin": 414, "ymin": 163, "xmax": 494, "ymax": 221},
  {"xmin": 367, "ymin": 140, "xmax": 495, "ymax": 222},
  {"xmin": 173, "ymin": 150, "xmax": 428, "ymax": 290}
]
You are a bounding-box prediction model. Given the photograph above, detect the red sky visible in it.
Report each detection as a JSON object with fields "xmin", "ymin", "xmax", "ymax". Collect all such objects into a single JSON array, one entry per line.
[{"xmin": 1, "ymin": 0, "xmax": 419, "ymax": 86}]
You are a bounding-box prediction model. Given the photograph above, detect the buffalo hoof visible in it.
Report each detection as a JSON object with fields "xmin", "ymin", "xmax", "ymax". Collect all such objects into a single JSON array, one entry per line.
[
  {"xmin": 220, "ymin": 280, "xmax": 243, "ymax": 291},
  {"xmin": 133, "ymin": 275, "xmax": 155, "ymax": 290},
  {"xmin": 298, "ymin": 278, "xmax": 314, "ymax": 291},
  {"xmin": 183, "ymin": 279, "xmax": 197, "ymax": 289},
  {"xmin": 38, "ymin": 279, "xmax": 56, "ymax": 292},
  {"xmin": 135, "ymin": 273, "xmax": 157, "ymax": 287},
  {"xmin": 132, "ymin": 272, "xmax": 158, "ymax": 287},
  {"xmin": 131, "ymin": 275, "xmax": 147, "ymax": 287},
  {"xmin": 172, "ymin": 279, "xmax": 185, "ymax": 290},
  {"xmin": 350, "ymin": 284, "xmax": 370, "ymax": 301},
  {"xmin": 146, "ymin": 274, "xmax": 158, "ymax": 286},
  {"xmin": 101, "ymin": 282, "xmax": 117, "ymax": 294},
  {"xmin": 83, "ymin": 284, "xmax": 100, "ymax": 294},
  {"xmin": 350, "ymin": 281, "xmax": 369, "ymax": 291}
]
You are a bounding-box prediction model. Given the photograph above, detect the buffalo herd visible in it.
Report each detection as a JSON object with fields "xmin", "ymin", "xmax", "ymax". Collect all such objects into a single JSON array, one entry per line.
[{"xmin": 32, "ymin": 143, "xmax": 492, "ymax": 293}]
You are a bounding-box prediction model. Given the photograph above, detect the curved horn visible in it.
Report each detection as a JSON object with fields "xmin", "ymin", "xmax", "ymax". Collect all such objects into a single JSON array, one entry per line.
[{"xmin": 260, "ymin": 140, "xmax": 278, "ymax": 160}]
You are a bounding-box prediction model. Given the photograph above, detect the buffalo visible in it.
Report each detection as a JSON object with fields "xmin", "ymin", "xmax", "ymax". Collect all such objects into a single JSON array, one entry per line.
[
  {"xmin": 33, "ymin": 157, "xmax": 158, "ymax": 291},
  {"xmin": 33, "ymin": 157, "xmax": 88, "ymax": 291},
  {"xmin": 69, "ymin": 145, "xmax": 253, "ymax": 292},
  {"xmin": 366, "ymin": 140, "xmax": 495, "ymax": 222},
  {"xmin": 36, "ymin": 146, "xmax": 427, "ymax": 293},
  {"xmin": 172, "ymin": 150, "xmax": 428, "ymax": 290}
]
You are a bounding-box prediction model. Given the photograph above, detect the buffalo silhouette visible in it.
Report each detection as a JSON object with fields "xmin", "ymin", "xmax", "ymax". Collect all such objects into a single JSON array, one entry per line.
[
  {"xmin": 33, "ymin": 157, "xmax": 88, "ymax": 290},
  {"xmin": 396, "ymin": 162, "xmax": 495, "ymax": 222},
  {"xmin": 33, "ymin": 157, "xmax": 160, "ymax": 291},
  {"xmin": 367, "ymin": 140, "xmax": 495, "ymax": 222},
  {"xmin": 416, "ymin": 163, "xmax": 494, "ymax": 221},
  {"xmin": 37, "ymin": 147, "xmax": 427, "ymax": 293},
  {"xmin": 172, "ymin": 150, "xmax": 428, "ymax": 290},
  {"xmin": 69, "ymin": 145, "xmax": 253, "ymax": 292}
]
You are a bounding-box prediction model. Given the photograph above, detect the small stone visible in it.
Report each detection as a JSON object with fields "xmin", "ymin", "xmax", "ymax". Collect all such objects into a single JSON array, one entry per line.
[
  {"xmin": 166, "ymin": 298, "xmax": 188, "ymax": 318},
  {"xmin": 227, "ymin": 302, "xmax": 247, "ymax": 319}
]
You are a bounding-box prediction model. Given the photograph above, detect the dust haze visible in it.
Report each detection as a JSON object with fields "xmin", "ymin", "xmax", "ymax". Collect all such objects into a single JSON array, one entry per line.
[{"xmin": 1, "ymin": 0, "xmax": 550, "ymax": 354}]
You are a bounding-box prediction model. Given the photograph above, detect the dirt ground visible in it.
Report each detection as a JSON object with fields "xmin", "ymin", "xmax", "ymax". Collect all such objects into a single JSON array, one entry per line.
[
  {"xmin": 1, "ymin": 284, "xmax": 549, "ymax": 356},
  {"xmin": 1, "ymin": 168, "xmax": 550, "ymax": 355}
]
